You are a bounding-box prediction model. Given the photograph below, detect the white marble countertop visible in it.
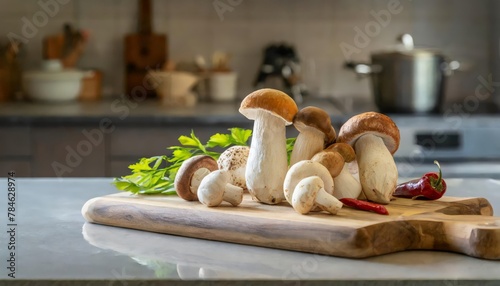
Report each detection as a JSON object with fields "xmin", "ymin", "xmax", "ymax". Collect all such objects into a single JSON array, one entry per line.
[{"xmin": 0, "ymin": 178, "xmax": 499, "ymax": 285}]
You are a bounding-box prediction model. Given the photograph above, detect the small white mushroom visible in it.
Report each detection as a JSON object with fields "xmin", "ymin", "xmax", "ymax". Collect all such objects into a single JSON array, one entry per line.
[
  {"xmin": 217, "ymin": 145, "xmax": 250, "ymax": 192},
  {"xmin": 283, "ymin": 160, "xmax": 334, "ymax": 205},
  {"xmin": 337, "ymin": 112, "xmax": 400, "ymax": 204},
  {"xmin": 174, "ymin": 155, "xmax": 218, "ymax": 201},
  {"xmin": 292, "ymin": 176, "xmax": 343, "ymax": 215},
  {"xmin": 198, "ymin": 170, "xmax": 244, "ymax": 207}
]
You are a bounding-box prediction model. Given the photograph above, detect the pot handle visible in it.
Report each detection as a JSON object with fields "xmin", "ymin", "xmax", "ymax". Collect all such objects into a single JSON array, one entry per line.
[
  {"xmin": 344, "ymin": 61, "xmax": 382, "ymax": 75},
  {"xmin": 442, "ymin": 60, "xmax": 460, "ymax": 76}
]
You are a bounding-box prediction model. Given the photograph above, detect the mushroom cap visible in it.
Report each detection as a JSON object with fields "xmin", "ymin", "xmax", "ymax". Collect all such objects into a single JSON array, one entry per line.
[
  {"xmin": 174, "ymin": 155, "xmax": 218, "ymax": 201},
  {"xmin": 239, "ymin": 88, "xmax": 298, "ymax": 125},
  {"xmin": 337, "ymin": 112, "xmax": 400, "ymax": 154},
  {"xmin": 292, "ymin": 176, "xmax": 323, "ymax": 214},
  {"xmin": 311, "ymin": 151, "xmax": 344, "ymax": 178},
  {"xmin": 198, "ymin": 170, "xmax": 230, "ymax": 207},
  {"xmin": 325, "ymin": 143, "xmax": 356, "ymax": 162},
  {"xmin": 294, "ymin": 106, "xmax": 336, "ymax": 145},
  {"xmin": 217, "ymin": 146, "xmax": 249, "ymax": 192}
]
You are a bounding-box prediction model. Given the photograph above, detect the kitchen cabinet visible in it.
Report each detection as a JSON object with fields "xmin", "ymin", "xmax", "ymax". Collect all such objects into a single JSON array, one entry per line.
[
  {"xmin": 32, "ymin": 127, "xmax": 107, "ymax": 177},
  {"xmin": 0, "ymin": 126, "xmax": 32, "ymax": 176},
  {"xmin": 0, "ymin": 99, "xmax": 339, "ymax": 177},
  {"xmin": 0, "ymin": 123, "xmax": 252, "ymax": 178}
]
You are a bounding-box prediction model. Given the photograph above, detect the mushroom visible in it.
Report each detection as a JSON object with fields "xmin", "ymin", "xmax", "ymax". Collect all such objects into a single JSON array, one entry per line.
[
  {"xmin": 289, "ymin": 106, "xmax": 336, "ymax": 166},
  {"xmin": 239, "ymin": 88, "xmax": 298, "ymax": 204},
  {"xmin": 174, "ymin": 155, "xmax": 218, "ymax": 201},
  {"xmin": 283, "ymin": 160, "xmax": 334, "ymax": 205},
  {"xmin": 337, "ymin": 112, "xmax": 400, "ymax": 204},
  {"xmin": 217, "ymin": 145, "xmax": 250, "ymax": 192},
  {"xmin": 310, "ymin": 151, "xmax": 344, "ymax": 178},
  {"xmin": 198, "ymin": 170, "xmax": 244, "ymax": 207},
  {"xmin": 292, "ymin": 176, "xmax": 343, "ymax": 215},
  {"xmin": 323, "ymin": 143, "xmax": 362, "ymax": 199}
]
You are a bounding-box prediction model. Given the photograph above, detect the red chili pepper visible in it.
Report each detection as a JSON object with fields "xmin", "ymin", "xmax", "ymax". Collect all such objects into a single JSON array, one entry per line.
[
  {"xmin": 339, "ymin": 198, "xmax": 389, "ymax": 215},
  {"xmin": 393, "ymin": 160, "xmax": 447, "ymax": 200}
]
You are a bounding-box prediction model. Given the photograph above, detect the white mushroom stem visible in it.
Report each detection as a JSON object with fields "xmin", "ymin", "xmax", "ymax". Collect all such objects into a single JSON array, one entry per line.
[
  {"xmin": 332, "ymin": 165, "xmax": 362, "ymax": 199},
  {"xmin": 190, "ymin": 168, "xmax": 211, "ymax": 194},
  {"xmin": 355, "ymin": 134, "xmax": 398, "ymax": 204},
  {"xmin": 289, "ymin": 129, "xmax": 325, "ymax": 166},
  {"xmin": 223, "ymin": 183, "xmax": 245, "ymax": 206},
  {"xmin": 246, "ymin": 111, "xmax": 288, "ymax": 204},
  {"xmin": 315, "ymin": 187, "xmax": 343, "ymax": 214}
]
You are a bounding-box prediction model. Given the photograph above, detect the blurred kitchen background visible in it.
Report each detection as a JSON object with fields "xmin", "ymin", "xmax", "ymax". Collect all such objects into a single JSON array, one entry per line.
[
  {"xmin": 0, "ymin": 0, "xmax": 497, "ymax": 101},
  {"xmin": 1, "ymin": 0, "xmax": 500, "ymax": 178}
]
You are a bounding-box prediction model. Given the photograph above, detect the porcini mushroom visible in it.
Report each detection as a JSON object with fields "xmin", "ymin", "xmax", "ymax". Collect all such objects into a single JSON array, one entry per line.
[
  {"xmin": 324, "ymin": 143, "xmax": 362, "ymax": 199},
  {"xmin": 239, "ymin": 88, "xmax": 298, "ymax": 204},
  {"xmin": 337, "ymin": 112, "xmax": 400, "ymax": 204},
  {"xmin": 289, "ymin": 106, "xmax": 336, "ymax": 166},
  {"xmin": 217, "ymin": 145, "xmax": 250, "ymax": 192},
  {"xmin": 174, "ymin": 155, "xmax": 218, "ymax": 201},
  {"xmin": 198, "ymin": 170, "xmax": 244, "ymax": 207},
  {"xmin": 311, "ymin": 151, "xmax": 344, "ymax": 178},
  {"xmin": 292, "ymin": 176, "xmax": 343, "ymax": 215},
  {"xmin": 283, "ymin": 160, "xmax": 334, "ymax": 205}
]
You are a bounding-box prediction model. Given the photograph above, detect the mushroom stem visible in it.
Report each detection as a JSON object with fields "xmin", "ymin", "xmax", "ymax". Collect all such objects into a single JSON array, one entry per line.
[
  {"xmin": 246, "ymin": 111, "xmax": 288, "ymax": 204},
  {"xmin": 355, "ymin": 134, "xmax": 398, "ymax": 204},
  {"xmin": 223, "ymin": 183, "xmax": 244, "ymax": 206},
  {"xmin": 190, "ymin": 168, "xmax": 212, "ymax": 194},
  {"xmin": 315, "ymin": 188, "xmax": 343, "ymax": 214},
  {"xmin": 332, "ymin": 165, "xmax": 362, "ymax": 199},
  {"xmin": 289, "ymin": 129, "xmax": 325, "ymax": 166}
]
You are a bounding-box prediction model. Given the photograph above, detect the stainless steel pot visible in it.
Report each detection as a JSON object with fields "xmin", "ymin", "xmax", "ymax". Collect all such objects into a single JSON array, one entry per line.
[{"xmin": 346, "ymin": 34, "xmax": 459, "ymax": 114}]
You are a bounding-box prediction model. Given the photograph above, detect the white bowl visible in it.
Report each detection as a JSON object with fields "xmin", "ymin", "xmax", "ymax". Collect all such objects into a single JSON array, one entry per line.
[
  {"xmin": 147, "ymin": 71, "xmax": 199, "ymax": 99},
  {"xmin": 23, "ymin": 60, "xmax": 85, "ymax": 102}
]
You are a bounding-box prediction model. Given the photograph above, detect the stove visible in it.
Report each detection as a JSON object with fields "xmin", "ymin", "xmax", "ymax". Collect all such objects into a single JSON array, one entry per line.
[
  {"xmin": 392, "ymin": 115, "xmax": 500, "ymax": 178},
  {"xmin": 331, "ymin": 97, "xmax": 500, "ymax": 179}
]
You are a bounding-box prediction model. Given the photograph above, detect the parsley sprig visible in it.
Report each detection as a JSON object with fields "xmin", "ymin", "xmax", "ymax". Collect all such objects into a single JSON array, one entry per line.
[{"xmin": 113, "ymin": 127, "xmax": 296, "ymax": 196}]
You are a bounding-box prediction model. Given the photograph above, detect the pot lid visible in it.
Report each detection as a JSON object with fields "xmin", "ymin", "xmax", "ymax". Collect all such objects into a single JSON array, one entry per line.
[
  {"xmin": 371, "ymin": 33, "xmax": 446, "ymax": 58},
  {"xmin": 24, "ymin": 60, "xmax": 85, "ymax": 81}
]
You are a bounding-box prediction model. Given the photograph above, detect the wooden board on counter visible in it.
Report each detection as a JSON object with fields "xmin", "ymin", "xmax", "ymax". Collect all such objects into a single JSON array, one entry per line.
[{"xmin": 82, "ymin": 193, "xmax": 500, "ymax": 260}]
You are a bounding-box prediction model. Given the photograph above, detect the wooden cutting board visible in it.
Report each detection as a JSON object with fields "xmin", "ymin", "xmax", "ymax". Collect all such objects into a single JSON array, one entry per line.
[{"xmin": 82, "ymin": 193, "xmax": 500, "ymax": 260}]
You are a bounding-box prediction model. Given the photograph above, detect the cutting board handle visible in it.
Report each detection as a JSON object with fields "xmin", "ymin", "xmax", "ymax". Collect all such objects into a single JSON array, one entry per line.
[
  {"xmin": 138, "ymin": 0, "xmax": 152, "ymax": 34},
  {"xmin": 410, "ymin": 213, "xmax": 500, "ymax": 260}
]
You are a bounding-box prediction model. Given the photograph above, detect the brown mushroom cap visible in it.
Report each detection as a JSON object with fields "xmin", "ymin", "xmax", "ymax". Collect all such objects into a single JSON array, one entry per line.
[
  {"xmin": 174, "ymin": 155, "xmax": 218, "ymax": 201},
  {"xmin": 311, "ymin": 151, "xmax": 344, "ymax": 178},
  {"xmin": 294, "ymin": 106, "xmax": 336, "ymax": 145},
  {"xmin": 337, "ymin": 112, "xmax": 400, "ymax": 154},
  {"xmin": 239, "ymin": 88, "xmax": 298, "ymax": 125},
  {"xmin": 325, "ymin": 143, "xmax": 356, "ymax": 162}
]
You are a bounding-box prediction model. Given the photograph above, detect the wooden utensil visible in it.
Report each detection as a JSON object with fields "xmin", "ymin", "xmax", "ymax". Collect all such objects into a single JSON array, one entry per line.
[
  {"xmin": 82, "ymin": 193, "xmax": 500, "ymax": 260},
  {"xmin": 124, "ymin": 0, "xmax": 167, "ymax": 99}
]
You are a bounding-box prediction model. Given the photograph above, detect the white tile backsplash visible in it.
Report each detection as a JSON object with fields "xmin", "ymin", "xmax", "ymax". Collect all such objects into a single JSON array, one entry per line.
[{"xmin": 0, "ymin": 0, "xmax": 494, "ymax": 103}]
